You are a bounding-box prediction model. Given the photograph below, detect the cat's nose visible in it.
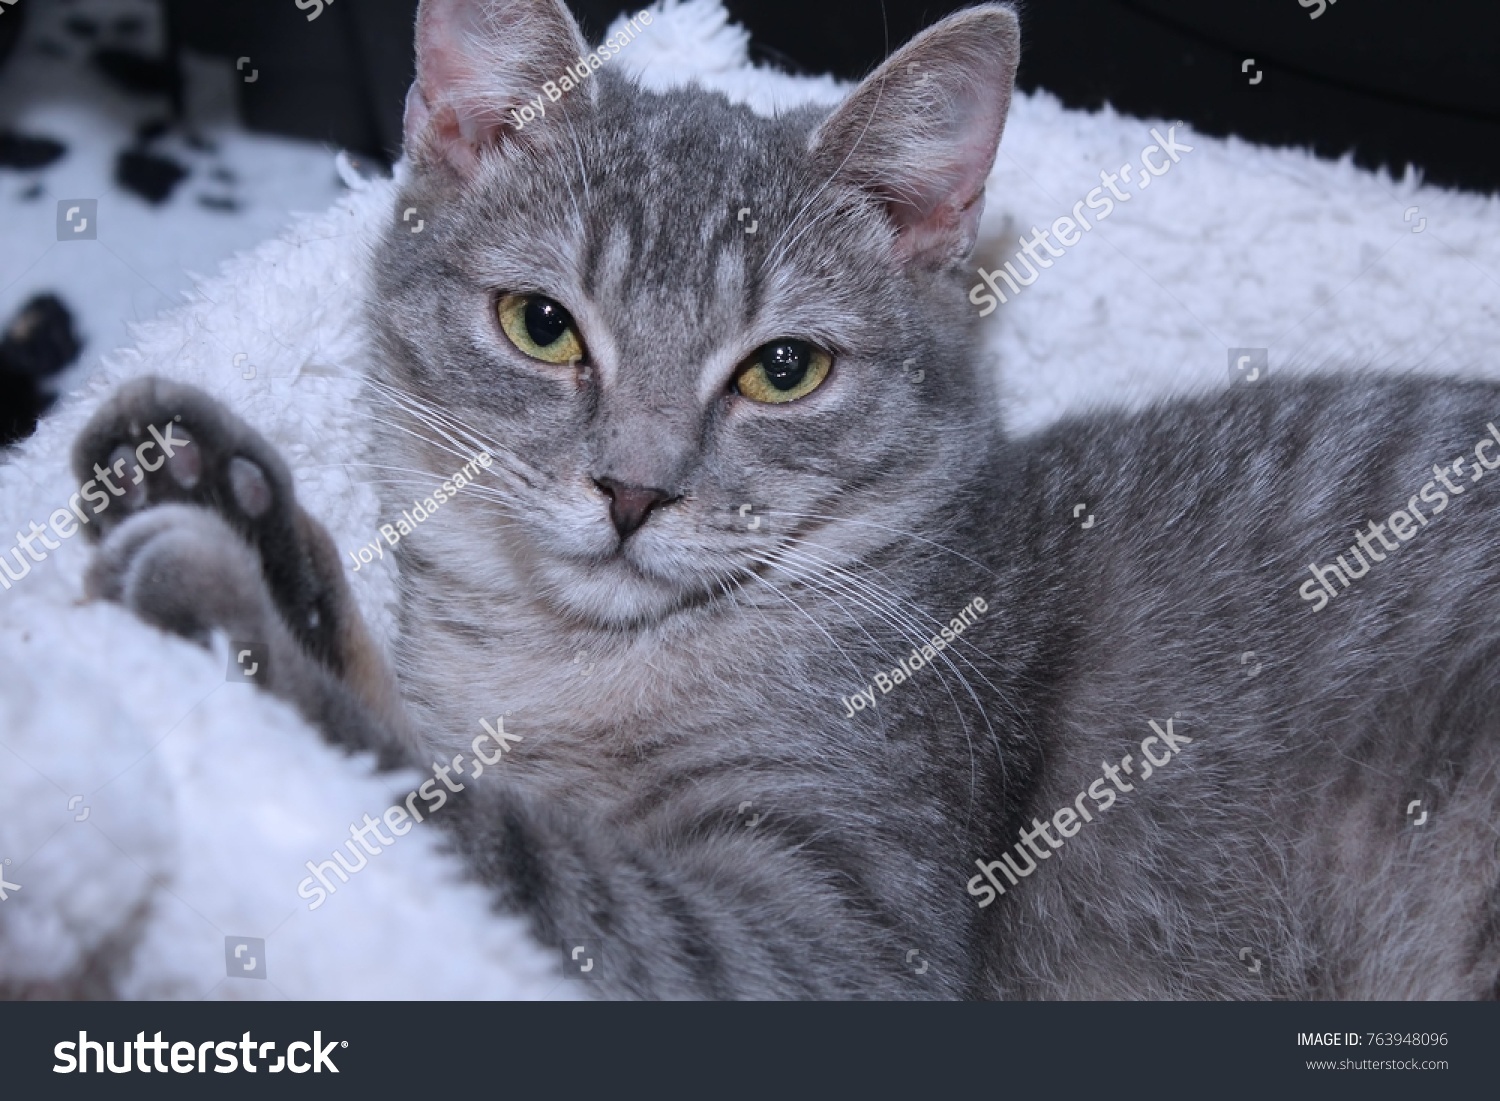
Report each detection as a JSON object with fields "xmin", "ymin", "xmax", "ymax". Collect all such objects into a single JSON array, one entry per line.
[{"xmin": 593, "ymin": 478, "xmax": 675, "ymax": 539}]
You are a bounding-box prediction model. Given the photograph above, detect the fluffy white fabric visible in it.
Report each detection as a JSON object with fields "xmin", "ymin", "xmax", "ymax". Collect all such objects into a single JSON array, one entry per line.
[{"xmin": 2, "ymin": 0, "xmax": 1498, "ymax": 999}]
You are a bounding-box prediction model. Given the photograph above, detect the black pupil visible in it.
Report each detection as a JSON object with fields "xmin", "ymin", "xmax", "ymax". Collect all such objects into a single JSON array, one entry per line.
[
  {"xmin": 524, "ymin": 298, "xmax": 570, "ymax": 347},
  {"xmin": 761, "ymin": 341, "xmax": 810, "ymax": 390}
]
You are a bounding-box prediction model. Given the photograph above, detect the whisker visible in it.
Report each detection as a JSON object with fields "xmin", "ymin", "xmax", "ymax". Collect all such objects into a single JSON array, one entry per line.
[
  {"xmin": 750, "ymin": 547, "xmax": 984, "ymax": 813},
  {"xmin": 778, "ymin": 532, "xmax": 1013, "ymax": 703},
  {"xmin": 360, "ymin": 379, "xmax": 541, "ymax": 489},
  {"xmin": 738, "ymin": 565, "xmax": 882, "ymax": 709},
  {"xmin": 758, "ymin": 505, "xmax": 1005, "ymax": 584}
]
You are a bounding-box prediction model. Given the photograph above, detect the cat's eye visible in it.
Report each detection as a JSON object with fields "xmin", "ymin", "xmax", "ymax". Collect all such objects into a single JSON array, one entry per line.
[
  {"xmin": 497, "ymin": 293, "xmax": 587, "ymax": 366},
  {"xmin": 733, "ymin": 340, "xmax": 833, "ymax": 404}
]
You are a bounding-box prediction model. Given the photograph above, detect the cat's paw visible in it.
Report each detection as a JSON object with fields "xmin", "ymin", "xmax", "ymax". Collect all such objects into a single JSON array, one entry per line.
[
  {"xmin": 72, "ymin": 376, "xmax": 344, "ymax": 668},
  {"xmin": 83, "ymin": 503, "xmax": 279, "ymax": 651}
]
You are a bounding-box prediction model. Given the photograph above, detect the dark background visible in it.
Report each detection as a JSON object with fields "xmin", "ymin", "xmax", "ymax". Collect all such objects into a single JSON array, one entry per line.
[{"xmin": 153, "ymin": 0, "xmax": 1500, "ymax": 194}]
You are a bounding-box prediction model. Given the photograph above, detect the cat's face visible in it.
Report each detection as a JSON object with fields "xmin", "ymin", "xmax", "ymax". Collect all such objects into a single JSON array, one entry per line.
[{"xmin": 370, "ymin": 0, "xmax": 1019, "ymax": 628}]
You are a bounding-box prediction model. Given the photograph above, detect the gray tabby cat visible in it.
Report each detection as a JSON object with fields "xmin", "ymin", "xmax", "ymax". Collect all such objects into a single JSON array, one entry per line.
[{"xmin": 73, "ymin": 0, "xmax": 1500, "ymax": 999}]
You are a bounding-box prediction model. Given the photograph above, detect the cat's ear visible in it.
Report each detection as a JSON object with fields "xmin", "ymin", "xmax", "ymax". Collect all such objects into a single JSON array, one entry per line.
[
  {"xmin": 403, "ymin": 0, "xmax": 594, "ymax": 175},
  {"xmin": 809, "ymin": 4, "xmax": 1020, "ymax": 267}
]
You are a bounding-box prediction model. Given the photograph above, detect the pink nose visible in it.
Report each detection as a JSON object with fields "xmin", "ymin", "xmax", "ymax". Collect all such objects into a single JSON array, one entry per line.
[{"xmin": 593, "ymin": 478, "xmax": 673, "ymax": 539}]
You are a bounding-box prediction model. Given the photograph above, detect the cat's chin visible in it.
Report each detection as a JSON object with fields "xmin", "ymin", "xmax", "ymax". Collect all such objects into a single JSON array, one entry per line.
[{"xmin": 532, "ymin": 553, "xmax": 706, "ymax": 629}]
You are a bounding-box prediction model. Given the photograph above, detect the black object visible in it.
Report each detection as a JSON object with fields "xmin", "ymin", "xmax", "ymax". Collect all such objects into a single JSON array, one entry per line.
[
  {"xmin": 720, "ymin": 0, "xmax": 1500, "ymax": 193},
  {"xmin": 164, "ymin": 0, "xmax": 421, "ymax": 164},
  {"xmin": 0, "ymin": 131, "xmax": 67, "ymax": 171},
  {"xmin": 115, "ymin": 147, "xmax": 191, "ymax": 205},
  {"xmin": 0, "ymin": 0, "xmax": 22, "ymax": 74},
  {"xmin": 1014, "ymin": 0, "xmax": 1500, "ymax": 195},
  {"xmin": 63, "ymin": 15, "xmax": 103, "ymax": 41},
  {"xmin": 91, "ymin": 45, "xmax": 178, "ymax": 97},
  {"xmin": 0, "ymin": 295, "xmax": 83, "ymax": 449}
]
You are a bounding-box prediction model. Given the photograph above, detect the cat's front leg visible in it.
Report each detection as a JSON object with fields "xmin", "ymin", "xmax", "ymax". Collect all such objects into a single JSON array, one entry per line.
[
  {"xmin": 444, "ymin": 781, "xmax": 956, "ymax": 1000},
  {"xmin": 72, "ymin": 377, "xmax": 412, "ymax": 766}
]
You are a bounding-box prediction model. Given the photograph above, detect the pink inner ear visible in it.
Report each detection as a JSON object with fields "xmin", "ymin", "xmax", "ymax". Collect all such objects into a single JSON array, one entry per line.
[
  {"xmin": 416, "ymin": 0, "xmax": 491, "ymax": 98},
  {"xmin": 409, "ymin": 0, "xmax": 527, "ymax": 158},
  {"xmin": 899, "ymin": 138, "xmax": 992, "ymax": 222},
  {"xmin": 877, "ymin": 126, "xmax": 1002, "ymax": 263},
  {"xmin": 812, "ymin": 7, "xmax": 1018, "ymax": 266},
  {"xmin": 405, "ymin": 0, "xmax": 593, "ymax": 172},
  {"xmin": 429, "ymin": 104, "xmax": 485, "ymax": 176}
]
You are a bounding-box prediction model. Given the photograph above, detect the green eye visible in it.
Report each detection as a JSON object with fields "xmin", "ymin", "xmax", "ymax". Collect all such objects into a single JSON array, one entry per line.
[
  {"xmin": 497, "ymin": 293, "xmax": 587, "ymax": 365},
  {"xmin": 734, "ymin": 340, "xmax": 832, "ymax": 404}
]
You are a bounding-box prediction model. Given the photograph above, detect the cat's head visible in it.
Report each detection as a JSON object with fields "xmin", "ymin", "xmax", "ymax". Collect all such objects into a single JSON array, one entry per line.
[{"xmin": 370, "ymin": 0, "xmax": 1019, "ymax": 629}]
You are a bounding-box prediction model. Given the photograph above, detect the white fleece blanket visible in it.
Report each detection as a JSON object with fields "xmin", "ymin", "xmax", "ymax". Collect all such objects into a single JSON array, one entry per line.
[{"xmin": 2, "ymin": 0, "xmax": 1498, "ymax": 1000}]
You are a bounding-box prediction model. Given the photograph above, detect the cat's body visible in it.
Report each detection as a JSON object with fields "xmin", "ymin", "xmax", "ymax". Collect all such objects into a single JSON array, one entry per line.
[
  {"xmin": 70, "ymin": 0, "xmax": 1500, "ymax": 999},
  {"xmin": 989, "ymin": 377, "xmax": 1500, "ymax": 998}
]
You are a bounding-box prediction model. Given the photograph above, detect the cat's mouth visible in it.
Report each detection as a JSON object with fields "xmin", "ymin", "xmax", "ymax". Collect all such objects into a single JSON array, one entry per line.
[
  {"xmin": 512, "ymin": 494, "xmax": 800, "ymax": 629},
  {"xmin": 528, "ymin": 538, "xmax": 721, "ymax": 628}
]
